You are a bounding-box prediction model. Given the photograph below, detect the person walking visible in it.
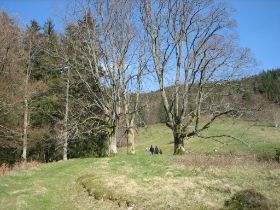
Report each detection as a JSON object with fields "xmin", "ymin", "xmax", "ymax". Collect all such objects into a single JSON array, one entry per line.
[
  {"xmin": 149, "ymin": 145, "xmax": 154, "ymax": 155},
  {"xmin": 155, "ymin": 146, "xmax": 159, "ymax": 154}
]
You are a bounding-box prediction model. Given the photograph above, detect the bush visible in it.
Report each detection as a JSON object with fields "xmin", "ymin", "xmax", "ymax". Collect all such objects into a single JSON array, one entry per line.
[
  {"xmin": 275, "ymin": 148, "xmax": 280, "ymax": 163},
  {"xmin": 223, "ymin": 189, "xmax": 271, "ymax": 210},
  {"xmin": 0, "ymin": 147, "xmax": 21, "ymax": 165},
  {"xmin": 28, "ymin": 133, "xmax": 60, "ymax": 162},
  {"xmin": 68, "ymin": 132, "xmax": 108, "ymax": 158},
  {"xmin": 256, "ymin": 151, "xmax": 275, "ymax": 162},
  {"xmin": 256, "ymin": 149, "xmax": 280, "ymax": 163}
]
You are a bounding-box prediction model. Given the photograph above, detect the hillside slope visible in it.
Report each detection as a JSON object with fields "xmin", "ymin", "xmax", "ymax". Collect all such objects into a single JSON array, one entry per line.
[
  {"xmin": 0, "ymin": 119, "xmax": 280, "ymax": 209},
  {"xmin": 139, "ymin": 69, "xmax": 280, "ymax": 125}
]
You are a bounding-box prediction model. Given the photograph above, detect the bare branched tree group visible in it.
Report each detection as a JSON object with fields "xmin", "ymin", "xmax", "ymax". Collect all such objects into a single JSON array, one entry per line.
[
  {"xmin": 0, "ymin": 0, "xmax": 253, "ymax": 162},
  {"xmin": 140, "ymin": 0, "xmax": 251, "ymax": 154}
]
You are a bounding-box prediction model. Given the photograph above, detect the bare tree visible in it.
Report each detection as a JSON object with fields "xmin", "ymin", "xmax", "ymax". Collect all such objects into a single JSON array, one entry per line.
[
  {"xmin": 0, "ymin": 14, "xmax": 47, "ymax": 161},
  {"xmin": 122, "ymin": 47, "xmax": 145, "ymax": 155},
  {"xmin": 0, "ymin": 12, "xmax": 23, "ymax": 154},
  {"xmin": 20, "ymin": 21, "xmax": 42, "ymax": 160},
  {"xmin": 92, "ymin": 0, "xmax": 146, "ymax": 155},
  {"xmin": 56, "ymin": 0, "xmax": 144, "ymax": 156},
  {"xmin": 53, "ymin": 1, "xmax": 122, "ymax": 156},
  {"xmin": 140, "ymin": 0, "xmax": 251, "ymax": 154},
  {"xmin": 102, "ymin": 1, "xmax": 146, "ymax": 154}
]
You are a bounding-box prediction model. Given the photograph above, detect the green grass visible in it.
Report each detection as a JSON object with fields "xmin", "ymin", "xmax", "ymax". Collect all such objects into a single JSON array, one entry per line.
[{"xmin": 0, "ymin": 119, "xmax": 280, "ymax": 209}]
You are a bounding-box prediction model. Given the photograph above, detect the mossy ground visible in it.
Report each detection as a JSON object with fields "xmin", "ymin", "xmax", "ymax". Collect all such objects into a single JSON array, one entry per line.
[{"xmin": 0, "ymin": 118, "xmax": 279, "ymax": 209}]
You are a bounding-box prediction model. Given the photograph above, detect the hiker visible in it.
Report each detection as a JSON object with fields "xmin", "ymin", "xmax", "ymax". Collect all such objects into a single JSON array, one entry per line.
[
  {"xmin": 149, "ymin": 145, "xmax": 154, "ymax": 155},
  {"xmin": 155, "ymin": 146, "xmax": 159, "ymax": 154},
  {"xmin": 159, "ymin": 149, "xmax": 162, "ymax": 154}
]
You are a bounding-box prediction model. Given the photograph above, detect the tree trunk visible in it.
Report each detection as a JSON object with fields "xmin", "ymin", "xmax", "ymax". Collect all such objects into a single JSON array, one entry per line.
[
  {"xmin": 22, "ymin": 64, "xmax": 30, "ymax": 161},
  {"xmin": 22, "ymin": 97, "xmax": 28, "ymax": 160},
  {"xmin": 63, "ymin": 130, "xmax": 68, "ymax": 160},
  {"xmin": 63, "ymin": 67, "xmax": 70, "ymax": 161},
  {"xmin": 105, "ymin": 116, "xmax": 118, "ymax": 156},
  {"xmin": 108, "ymin": 131, "xmax": 117, "ymax": 155},
  {"xmin": 127, "ymin": 127, "xmax": 135, "ymax": 155},
  {"xmin": 173, "ymin": 131, "xmax": 185, "ymax": 155}
]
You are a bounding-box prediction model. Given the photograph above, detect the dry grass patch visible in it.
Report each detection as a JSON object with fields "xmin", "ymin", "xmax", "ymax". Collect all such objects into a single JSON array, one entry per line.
[
  {"xmin": 172, "ymin": 153, "xmax": 280, "ymax": 170},
  {"xmin": 0, "ymin": 161, "xmax": 40, "ymax": 176},
  {"xmin": 171, "ymin": 153, "xmax": 280, "ymax": 208},
  {"xmin": 79, "ymin": 172, "xmax": 235, "ymax": 209},
  {"xmin": 76, "ymin": 152, "xmax": 280, "ymax": 209},
  {"xmin": 77, "ymin": 173, "xmax": 137, "ymax": 209}
]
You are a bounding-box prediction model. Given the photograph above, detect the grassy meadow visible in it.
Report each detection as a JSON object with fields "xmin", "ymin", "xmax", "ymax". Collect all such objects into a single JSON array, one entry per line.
[{"xmin": 0, "ymin": 118, "xmax": 280, "ymax": 209}]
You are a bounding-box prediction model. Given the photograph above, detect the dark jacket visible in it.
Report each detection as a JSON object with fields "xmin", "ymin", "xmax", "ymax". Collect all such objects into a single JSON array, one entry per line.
[
  {"xmin": 155, "ymin": 146, "xmax": 159, "ymax": 154},
  {"xmin": 150, "ymin": 146, "xmax": 154, "ymax": 154}
]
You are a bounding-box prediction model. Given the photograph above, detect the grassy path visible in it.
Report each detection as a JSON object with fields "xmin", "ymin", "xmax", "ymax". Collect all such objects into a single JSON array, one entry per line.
[{"xmin": 0, "ymin": 158, "xmax": 98, "ymax": 209}]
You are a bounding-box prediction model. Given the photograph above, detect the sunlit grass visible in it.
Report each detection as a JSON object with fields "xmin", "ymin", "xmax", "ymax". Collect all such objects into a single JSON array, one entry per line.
[{"xmin": 0, "ymin": 118, "xmax": 279, "ymax": 209}]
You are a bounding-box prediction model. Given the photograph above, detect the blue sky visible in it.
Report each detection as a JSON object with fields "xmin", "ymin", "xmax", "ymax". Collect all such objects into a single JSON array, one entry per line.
[
  {"xmin": 0, "ymin": 0, "xmax": 66, "ymax": 30},
  {"xmin": 0, "ymin": 0, "xmax": 279, "ymax": 72},
  {"xmin": 228, "ymin": 0, "xmax": 280, "ymax": 72}
]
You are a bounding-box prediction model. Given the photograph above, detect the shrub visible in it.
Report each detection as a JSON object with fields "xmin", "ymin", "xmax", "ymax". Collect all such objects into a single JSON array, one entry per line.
[
  {"xmin": 256, "ymin": 151, "xmax": 275, "ymax": 162},
  {"xmin": 223, "ymin": 189, "xmax": 271, "ymax": 210},
  {"xmin": 256, "ymin": 149, "xmax": 280, "ymax": 163},
  {"xmin": 275, "ymin": 148, "xmax": 280, "ymax": 163}
]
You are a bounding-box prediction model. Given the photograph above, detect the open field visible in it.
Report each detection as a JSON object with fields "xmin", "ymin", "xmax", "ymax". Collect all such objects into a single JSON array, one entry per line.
[{"xmin": 0, "ymin": 119, "xmax": 280, "ymax": 209}]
